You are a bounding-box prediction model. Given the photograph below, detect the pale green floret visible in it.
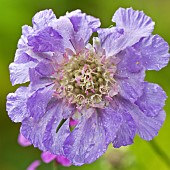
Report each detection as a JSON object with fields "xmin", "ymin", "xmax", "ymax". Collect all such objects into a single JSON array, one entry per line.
[{"xmin": 56, "ymin": 51, "xmax": 117, "ymax": 108}]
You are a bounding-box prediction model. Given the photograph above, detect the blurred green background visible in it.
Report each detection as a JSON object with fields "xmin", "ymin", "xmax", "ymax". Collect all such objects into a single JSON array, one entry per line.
[{"xmin": 0, "ymin": 0, "xmax": 170, "ymax": 169}]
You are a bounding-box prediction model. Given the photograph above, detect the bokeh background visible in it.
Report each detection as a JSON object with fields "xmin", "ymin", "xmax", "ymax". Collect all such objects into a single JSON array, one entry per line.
[{"xmin": 0, "ymin": 0, "xmax": 170, "ymax": 169}]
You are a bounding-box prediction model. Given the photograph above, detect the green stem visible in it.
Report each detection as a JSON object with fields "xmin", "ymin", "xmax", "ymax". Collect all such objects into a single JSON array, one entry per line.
[
  {"xmin": 52, "ymin": 161, "xmax": 58, "ymax": 170},
  {"xmin": 149, "ymin": 140, "xmax": 170, "ymax": 168}
]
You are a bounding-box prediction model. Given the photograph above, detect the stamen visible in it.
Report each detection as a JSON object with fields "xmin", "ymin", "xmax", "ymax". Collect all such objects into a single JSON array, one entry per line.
[{"xmin": 55, "ymin": 48, "xmax": 119, "ymax": 108}]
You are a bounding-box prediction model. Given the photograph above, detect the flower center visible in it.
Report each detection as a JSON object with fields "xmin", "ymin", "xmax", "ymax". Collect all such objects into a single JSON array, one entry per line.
[{"xmin": 55, "ymin": 49, "xmax": 119, "ymax": 108}]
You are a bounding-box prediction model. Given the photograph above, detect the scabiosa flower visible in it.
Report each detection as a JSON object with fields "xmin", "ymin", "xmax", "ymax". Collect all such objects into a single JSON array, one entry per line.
[{"xmin": 7, "ymin": 7, "xmax": 169, "ymax": 166}]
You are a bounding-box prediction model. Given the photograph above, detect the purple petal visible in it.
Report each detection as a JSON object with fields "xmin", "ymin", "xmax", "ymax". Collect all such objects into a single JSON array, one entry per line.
[
  {"xmin": 56, "ymin": 155, "xmax": 71, "ymax": 167},
  {"xmin": 99, "ymin": 106, "xmax": 122, "ymax": 143},
  {"xmin": 111, "ymin": 100, "xmax": 136, "ymax": 148},
  {"xmin": 133, "ymin": 35, "xmax": 170, "ymax": 70},
  {"xmin": 118, "ymin": 47, "xmax": 143, "ymax": 73},
  {"xmin": 16, "ymin": 26, "xmax": 35, "ymax": 65},
  {"xmin": 17, "ymin": 25, "xmax": 33, "ymax": 49},
  {"xmin": 6, "ymin": 87, "xmax": 30, "ymax": 122},
  {"xmin": 21, "ymin": 99, "xmax": 73, "ymax": 152},
  {"xmin": 20, "ymin": 99, "xmax": 58, "ymax": 151},
  {"xmin": 41, "ymin": 151, "xmax": 56, "ymax": 163},
  {"xmin": 136, "ymin": 110, "xmax": 166, "ymax": 140},
  {"xmin": 35, "ymin": 62, "xmax": 55, "ymax": 76},
  {"xmin": 112, "ymin": 8, "xmax": 154, "ymax": 35},
  {"xmin": 11, "ymin": 48, "xmax": 39, "ymax": 86},
  {"xmin": 28, "ymin": 27, "xmax": 64, "ymax": 52},
  {"xmin": 32, "ymin": 9, "xmax": 57, "ymax": 30},
  {"xmin": 18, "ymin": 133, "xmax": 32, "ymax": 147},
  {"xmin": 16, "ymin": 10, "xmax": 57, "ymax": 66},
  {"xmin": 27, "ymin": 160, "xmax": 41, "ymax": 170},
  {"xmin": 98, "ymin": 8, "xmax": 155, "ymax": 56},
  {"xmin": 29, "ymin": 68, "xmax": 54, "ymax": 90},
  {"xmin": 49, "ymin": 16, "xmax": 75, "ymax": 52},
  {"xmin": 63, "ymin": 108, "xmax": 121, "ymax": 165},
  {"xmin": 14, "ymin": 52, "xmax": 38, "ymax": 64},
  {"xmin": 118, "ymin": 97, "xmax": 166, "ymax": 141},
  {"xmin": 135, "ymin": 83, "xmax": 167, "ymax": 117},
  {"xmin": 115, "ymin": 49, "xmax": 145, "ymax": 102},
  {"xmin": 28, "ymin": 62, "xmax": 55, "ymax": 92},
  {"xmin": 43, "ymin": 102, "xmax": 75, "ymax": 155},
  {"xmin": 99, "ymin": 99, "xmax": 136, "ymax": 148},
  {"xmin": 98, "ymin": 27, "xmax": 124, "ymax": 56},
  {"xmin": 67, "ymin": 10, "xmax": 100, "ymax": 32},
  {"xmin": 113, "ymin": 7, "xmax": 154, "ymax": 43},
  {"xmin": 63, "ymin": 109, "xmax": 107, "ymax": 165},
  {"xmin": 27, "ymin": 86, "xmax": 54, "ymax": 121},
  {"xmin": 66, "ymin": 10, "xmax": 100, "ymax": 52},
  {"xmin": 86, "ymin": 15, "xmax": 101, "ymax": 32},
  {"xmin": 66, "ymin": 10, "xmax": 86, "ymax": 32},
  {"xmin": 9, "ymin": 60, "xmax": 37, "ymax": 86},
  {"xmin": 49, "ymin": 10, "xmax": 100, "ymax": 53}
]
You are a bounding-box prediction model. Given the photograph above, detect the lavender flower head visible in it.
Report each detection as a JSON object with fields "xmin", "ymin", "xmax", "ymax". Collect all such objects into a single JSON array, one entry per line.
[{"xmin": 7, "ymin": 8, "xmax": 169, "ymax": 165}]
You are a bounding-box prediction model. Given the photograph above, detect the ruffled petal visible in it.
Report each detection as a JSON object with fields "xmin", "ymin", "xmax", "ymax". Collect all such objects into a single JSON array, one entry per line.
[
  {"xmin": 16, "ymin": 10, "xmax": 57, "ymax": 62},
  {"xmin": 97, "ymin": 27, "xmax": 124, "ymax": 56},
  {"xmin": 86, "ymin": 15, "xmax": 101, "ymax": 32},
  {"xmin": 32, "ymin": 9, "xmax": 57, "ymax": 30},
  {"xmin": 6, "ymin": 87, "xmax": 30, "ymax": 122},
  {"xmin": 66, "ymin": 10, "xmax": 100, "ymax": 52},
  {"xmin": 98, "ymin": 7, "xmax": 154, "ymax": 56},
  {"xmin": 63, "ymin": 108, "xmax": 121, "ymax": 165},
  {"xmin": 112, "ymin": 8, "xmax": 154, "ymax": 35},
  {"xmin": 66, "ymin": 9, "xmax": 100, "ymax": 42},
  {"xmin": 27, "ymin": 86, "xmax": 54, "ymax": 121},
  {"xmin": 20, "ymin": 99, "xmax": 59, "ymax": 150},
  {"xmin": 136, "ymin": 110, "xmax": 166, "ymax": 140},
  {"xmin": 118, "ymin": 47, "xmax": 143, "ymax": 73},
  {"xmin": 14, "ymin": 52, "xmax": 37, "ymax": 64},
  {"xmin": 43, "ymin": 102, "xmax": 75, "ymax": 155},
  {"xmin": 117, "ymin": 97, "xmax": 166, "ymax": 141},
  {"xmin": 29, "ymin": 68, "xmax": 54, "ymax": 90},
  {"xmin": 133, "ymin": 35, "xmax": 170, "ymax": 70},
  {"xmin": 49, "ymin": 16, "xmax": 75, "ymax": 52},
  {"xmin": 115, "ymin": 49, "xmax": 145, "ymax": 102},
  {"xmin": 112, "ymin": 106, "xmax": 136, "ymax": 148},
  {"xmin": 63, "ymin": 109, "xmax": 107, "ymax": 165},
  {"xmin": 17, "ymin": 25, "xmax": 33, "ymax": 50},
  {"xmin": 21, "ymin": 99, "xmax": 74, "ymax": 152},
  {"xmin": 96, "ymin": 99, "xmax": 136, "ymax": 148},
  {"xmin": 9, "ymin": 60, "xmax": 37, "ymax": 86},
  {"xmin": 28, "ymin": 27, "xmax": 64, "ymax": 53},
  {"xmin": 34, "ymin": 61, "xmax": 55, "ymax": 76},
  {"xmin": 99, "ymin": 106, "xmax": 122, "ymax": 143},
  {"xmin": 67, "ymin": 10, "xmax": 100, "ymax": 32},
  {"xmin": 135, "ymin": 83, "xmax": 167, "ymax": 117},
  {"xmin": 15, "ymin": 26, "xmax": 34, "ymax": 64}
]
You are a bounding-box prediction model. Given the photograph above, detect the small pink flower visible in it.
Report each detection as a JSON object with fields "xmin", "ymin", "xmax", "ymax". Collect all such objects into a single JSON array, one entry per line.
[
  {"xmin": 41, "ymin": 151, "xmax": 56, "ymax": 163},
  {"xmin": 18, "ymin": 133, "xmax": 31, "ymax": 147},
  {"xmin": 56, "ymin": 155, "xmax": 72, "ymax": 167},
  {"xmin": 27, "ymin": 160, "xmax": 41, "ymax": 170}
]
